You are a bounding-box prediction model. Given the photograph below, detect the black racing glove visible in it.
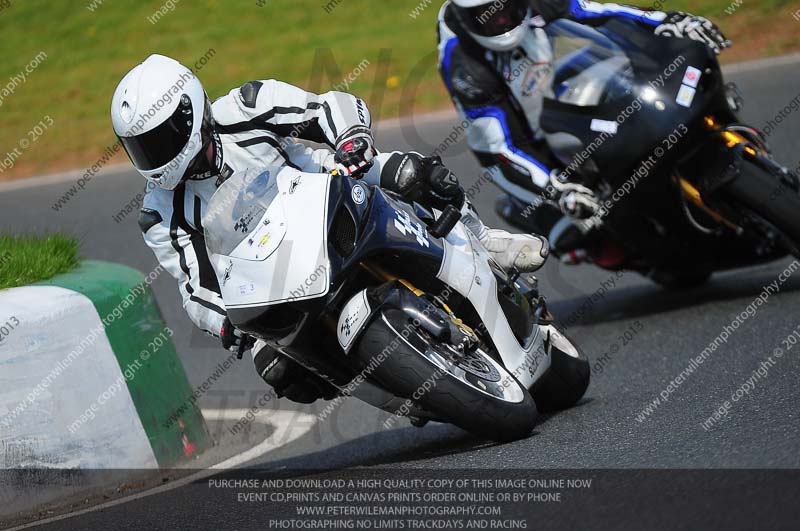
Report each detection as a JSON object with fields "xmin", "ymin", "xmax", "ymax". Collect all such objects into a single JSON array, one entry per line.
[
  {"xmin": 655, "ymin": 12, "xmax": 731, "ymax": 55},
  {"xmin": 379, "ymin": 152, "xmax": 465, "ymax": 211},
  {"xmin": 421, "ymin": 156, "xmax": 466, "ymax": 211},
  {"xmin": 220, "ymin": 316, "xmax": 255, "ymax": 359},
  {"xmin": 334, "ymin": 130, "xmax": 377, "ymax": 179}
]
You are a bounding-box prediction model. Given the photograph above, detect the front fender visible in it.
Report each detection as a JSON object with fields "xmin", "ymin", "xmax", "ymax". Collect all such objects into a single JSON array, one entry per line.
[
  {"xmin": 437, "ymin": 221, "xmax": 549, "ymax": 388},
  {"xmin": 336, "ymin": 282, "xmax": 450, "ymax": 354}
]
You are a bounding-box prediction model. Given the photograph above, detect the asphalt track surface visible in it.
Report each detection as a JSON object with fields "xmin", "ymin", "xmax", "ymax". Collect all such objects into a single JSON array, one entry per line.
[{"xmin": 1, "ymin": 56, "xmax": 800, "ymax": 530}]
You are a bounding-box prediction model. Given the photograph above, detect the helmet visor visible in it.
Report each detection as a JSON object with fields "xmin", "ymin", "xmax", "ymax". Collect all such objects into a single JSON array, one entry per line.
[
  {"xmin": 457, "ymin": 1, "xmax": 528, "ymax": 37},
  {"xmin": 119, "ymin": 95, "xmax": 195, "ymax": 171}
]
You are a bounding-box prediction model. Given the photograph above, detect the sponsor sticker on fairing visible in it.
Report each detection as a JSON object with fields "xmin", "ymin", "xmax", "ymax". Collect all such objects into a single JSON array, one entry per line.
[
  {"xmin": 337, "ymin": 290, "xmax": 371, "ymax": 352},
  {"xmin": 682, "ymin": 66, "xmax": 702, "ymax": 88},
  {"xmin": 590, "ymin": 119, "xmax": 618, "ymax": 135},
  {"xmin": 222, "ymin": 260, "xmax": 233, "ymax": 286},
  {"xmin": 676, "ymin": 85, "xmax": 697, "ymax": 108},
  {"xmin": 394, "ymin": 210, "xmax": 430, "ymax": 247},
  {"xmin": 351, "ymin": 183, "xmax": 366, "ymax": 205},
  {"xmin": 238, "ymin": 283, "xmax": 255, "ymax": 296},
  {"xmin": 289, "ymin": 176, "xmax": 301, "ymax": 194}
]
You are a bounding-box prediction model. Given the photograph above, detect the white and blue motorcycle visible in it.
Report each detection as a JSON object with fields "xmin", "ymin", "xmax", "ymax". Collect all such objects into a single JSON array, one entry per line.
[{"xmin": 204, "ymin": 166, "xmax": 589, "ymax": 441}]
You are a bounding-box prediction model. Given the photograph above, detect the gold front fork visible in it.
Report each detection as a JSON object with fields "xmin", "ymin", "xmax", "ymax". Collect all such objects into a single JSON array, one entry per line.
[
  {"xmin": 358, "ymin": 261, "xmax": 423, "ymax": 296},
  {"xmin": 674, "ymin": 176, "xmax": 740, "ymax": 232},
  {"xmin": 358, "ymin": 261, "xmax": 477, "ymax": 340},
  {"xmin": 672, "ymin": 116, "xmax": 758, "ymax": 232}
]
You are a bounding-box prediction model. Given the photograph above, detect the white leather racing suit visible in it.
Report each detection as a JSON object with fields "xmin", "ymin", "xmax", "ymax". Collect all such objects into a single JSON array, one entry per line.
[{"xmin": 138, "ymin": 80, "xmax": 374, "ymax": 336}]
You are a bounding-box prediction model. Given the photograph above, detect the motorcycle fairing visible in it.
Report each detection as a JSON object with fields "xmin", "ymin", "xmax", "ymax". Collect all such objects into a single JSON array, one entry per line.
[
  {"xmin": 207, "ymin": 168, "xmax": 332, "ymax": 309},
  {"xmin": 337, "ymin": 288, "xmax": 371, "ymax": 353},
  {"xmin": 540, "ymin": 18, "xmax": 719, "ymax": 179},
  {"xmin": 437, "ymin": 221, "xmax": 549, "ymax": 389},
  {"xmin": 330, "ymin": 183, "xmax": 449, "ymax": 281},
  {"xmin": 228, "ymin": 199, "xmax": 287, "ymax": 262}
]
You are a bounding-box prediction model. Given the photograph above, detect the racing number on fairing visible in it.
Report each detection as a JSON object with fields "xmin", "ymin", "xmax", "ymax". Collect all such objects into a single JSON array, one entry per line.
[{"xmin": 394, "ymin": 210, "xmax": 430, "ymax": 247}]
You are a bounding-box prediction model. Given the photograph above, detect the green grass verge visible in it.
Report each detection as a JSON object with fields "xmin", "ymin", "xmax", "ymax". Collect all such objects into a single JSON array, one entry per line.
[
  {"xmin": 0, "ymin": 234, "xmax": 80, "ymax": 290},
  {"xmin": 0, "ymin": 0, "xmax": 797, "ymax": 179}
]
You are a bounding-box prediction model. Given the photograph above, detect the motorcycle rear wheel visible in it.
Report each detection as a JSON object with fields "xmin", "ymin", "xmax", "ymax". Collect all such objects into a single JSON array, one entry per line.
[
  {"xmin": 529, "ymin": 326, "xmax": 590, "ymax": 413},
  {"xmin": 355, "ymin": 310, "xmax": 538, "ymax": 442}
]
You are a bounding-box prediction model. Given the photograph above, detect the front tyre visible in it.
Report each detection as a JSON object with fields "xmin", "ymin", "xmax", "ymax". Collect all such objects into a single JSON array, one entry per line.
[
  {"xmin": 355, "ymin": 311, "xmax": 538, "ymax": 442},
  {"xmin": 529, "ymin": 326, "xmax": 590, "ymax": 413},
  {"xmin": 723, "ymin": 159, "xmax": 800, "ymax": 256}
]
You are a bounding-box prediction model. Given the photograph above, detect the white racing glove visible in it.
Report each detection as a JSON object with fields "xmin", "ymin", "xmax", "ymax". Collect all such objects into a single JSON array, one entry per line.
[
  {"xmin": 549, "ymin": 170, "xmax": 600, "ymax": 220},
  {"xmin": 333, "ymin": 129, "xmax": 377, "ymax": 178},
  {"xmin": 558, "ymin": 185, "xmax": 601, "ymax": 220},
  {"xmin": 655, "ymin": 12, "xmax": 731, "ymax": 55}
]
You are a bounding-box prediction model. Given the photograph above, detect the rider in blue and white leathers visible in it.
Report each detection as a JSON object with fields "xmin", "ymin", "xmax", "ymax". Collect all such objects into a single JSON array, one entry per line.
[{"xmin": 437, "ymin": 0, "xmax": 729, "ymax": 260}]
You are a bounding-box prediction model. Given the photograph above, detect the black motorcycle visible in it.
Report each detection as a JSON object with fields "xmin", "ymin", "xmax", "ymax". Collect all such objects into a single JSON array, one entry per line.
[{"xmin": 497, "ymin": 18, "xmax": 800, "ymax": 287}]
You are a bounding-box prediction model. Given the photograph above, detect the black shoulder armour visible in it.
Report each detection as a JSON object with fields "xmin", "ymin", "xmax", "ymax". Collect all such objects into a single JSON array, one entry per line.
[{"xmin": 238, "ymin": 81, "xmax": 263, "ymax": 109}]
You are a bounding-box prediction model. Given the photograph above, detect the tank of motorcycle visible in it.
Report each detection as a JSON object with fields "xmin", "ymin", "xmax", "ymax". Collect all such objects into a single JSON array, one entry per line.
[{"xmin": 540, "ymin": 18, "xmax": 727, "ymax": 180}]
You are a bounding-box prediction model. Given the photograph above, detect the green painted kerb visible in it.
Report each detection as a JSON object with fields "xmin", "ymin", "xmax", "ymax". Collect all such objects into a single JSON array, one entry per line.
[{"xmin": 39, "ymin": 260, "xmax": 210, "ymax": 467}]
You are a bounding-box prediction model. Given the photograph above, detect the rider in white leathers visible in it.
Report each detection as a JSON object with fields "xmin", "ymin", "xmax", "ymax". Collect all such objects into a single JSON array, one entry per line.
[{"xmin": 111, "ymin": 54, "xmax": 549, "ymax": 403}]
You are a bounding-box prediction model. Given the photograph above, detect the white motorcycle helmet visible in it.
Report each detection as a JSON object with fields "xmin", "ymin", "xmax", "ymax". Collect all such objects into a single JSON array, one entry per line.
[
  {"xmin": 111, "ymin": 54, "xmax": 214, "ymax": 190},
  {"xmin": 451, "ymin": 0, "xmax": 531, "ymax": 51}
]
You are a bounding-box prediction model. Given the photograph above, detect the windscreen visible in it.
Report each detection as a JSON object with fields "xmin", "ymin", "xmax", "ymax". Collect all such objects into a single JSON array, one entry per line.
[
  {"xmin": 203, "ymin": 168, "xmax": 280, "ymax": 257},
  {"xmin": 545, "ymin": 19, "xmax": 634, "ymax": 107}
]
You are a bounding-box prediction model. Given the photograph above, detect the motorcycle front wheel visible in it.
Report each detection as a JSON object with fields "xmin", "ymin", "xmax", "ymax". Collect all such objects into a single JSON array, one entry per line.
[
  {"xmin": 354, "ymin": 309, "xmax": 538, "ymax": 442},
  {"xmin": 722, "ymin": 158, "xmax": 800, "ymax": 256}
]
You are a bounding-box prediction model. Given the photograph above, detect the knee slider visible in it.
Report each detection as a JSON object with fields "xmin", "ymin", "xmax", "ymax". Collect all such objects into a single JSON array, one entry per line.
[{"xmin": 253, "ymin": 344, "xmax": 280, "ymax": 380}]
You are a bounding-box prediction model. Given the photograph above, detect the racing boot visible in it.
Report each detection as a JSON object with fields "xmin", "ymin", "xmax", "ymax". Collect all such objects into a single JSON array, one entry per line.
[
  {"xmin": 252, "ymin": 342, "xmax": 338, "ymax": 404},
  {"xmin": 461, "ymin": 201, "xmax": 549, "ymax": 272},
  {"xmin": 548, "ymin": 216, "xmax": 590, "ymax": 264},
  {"xmin": 548, "ymin": 215, "xmax": 627, "ymax": 268}
]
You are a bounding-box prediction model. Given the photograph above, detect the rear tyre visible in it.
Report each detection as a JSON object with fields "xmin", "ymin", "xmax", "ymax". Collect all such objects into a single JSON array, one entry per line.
[
  {"xmin": 355, "ymin": 311, "xmax": 538, "ymax": 442},
  {"xmin": 529, "ymin": 327, "xmax": 590, "ymax": 413}
]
